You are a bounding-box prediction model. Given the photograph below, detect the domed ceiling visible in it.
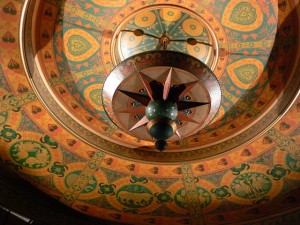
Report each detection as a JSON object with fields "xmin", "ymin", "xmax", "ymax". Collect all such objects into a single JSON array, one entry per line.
[{"xmin": 0, "ymin": 0, "xmax": 300, "ymax": 224}]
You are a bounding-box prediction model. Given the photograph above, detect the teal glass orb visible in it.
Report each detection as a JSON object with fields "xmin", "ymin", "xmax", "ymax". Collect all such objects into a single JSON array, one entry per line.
[
  {"xmin": 148, "ymin": 120, "xmax": 175, "ymax": 140},
  {"xmin": 145, "ymin": 99, "xmax": 178, "ymax": 120}
]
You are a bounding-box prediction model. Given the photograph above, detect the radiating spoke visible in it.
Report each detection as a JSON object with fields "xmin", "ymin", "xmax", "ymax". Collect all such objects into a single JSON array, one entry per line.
[
  {"xmin": 187, "ymin": 38, "xmax": 212, "ymax": 46},
  {"xmin": 169, "ymin": 39, "xmax": 187, "ymax": 42},
  {"xmin": 163, "ymin": 68, "xmax": 173, "ymax": 100},
  {"xmin": 169, "ymin": 38, "xmax": 212, "ymax": 46},
  {"xmin": 121, "ymin": 29, "xmax": 160, "ymax": 39},
  {"xmin": 175, "ymin": 130, "xmax": 181, "ymax": 138},
  {"xmin": 177, "ymin": 101, "xmax": 209, "ymax": 111},
  {"xmin": 138, "ymin": 72, "xmax": 154, "ymax": 100},
  {"xmin": 156, "ymin": 42, "xmax": 163, "ymax": 50},
  {"xmin": 129, "ymin": 116, "xmax": 149, "ymax": 131},
  {"xmin": 118, "ymin": 89, "xmax": 151, "ymax": 106},
  {"xmin": 177, "ymin": 112, "xmax": 201, "ymax": 124}
]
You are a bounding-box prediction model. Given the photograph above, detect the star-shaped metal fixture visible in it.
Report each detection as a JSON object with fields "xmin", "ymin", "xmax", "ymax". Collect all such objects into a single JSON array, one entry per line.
[
  {"xmin": 118, "ymin": 68, "xmax": 209, "ymax": 150},
  {"xmin": 102, "ymin": 50, "xmax": 221, "ymax": 151}
]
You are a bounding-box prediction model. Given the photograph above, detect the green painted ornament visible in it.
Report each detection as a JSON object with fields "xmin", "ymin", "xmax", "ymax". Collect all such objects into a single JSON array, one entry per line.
[
  {"xmin": 148, "ymin": 121, "xmax": 174, "ymax": 140},
  {"xmin": 145, "ymin": 99, "xmax": 178, "ymax": 120}
]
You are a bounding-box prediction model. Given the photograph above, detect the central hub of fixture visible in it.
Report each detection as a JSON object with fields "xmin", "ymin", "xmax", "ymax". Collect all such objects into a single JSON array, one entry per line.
[
  {"xmin": 157, "ymin": 32, "xmax": 171, "ymax": 50},
  {"xmin": 146, "ymin": 100, "xmax": 178, "ymax": 121}
]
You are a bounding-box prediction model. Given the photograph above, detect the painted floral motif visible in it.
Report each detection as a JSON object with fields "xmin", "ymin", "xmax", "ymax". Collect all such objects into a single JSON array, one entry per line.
[
  {"xmin": 40, "ymin": 134, "xmax": 59, "ymax": 149},
  {"xmin": 234, "ymin": 64, "xmax": 258, "ymax": 84},
  {"xmin": 174, "ymin": 187, "xmax": 211, "ymax": 209},
  {"xmin": 48, "ymin": 162, "xmax": 68, "ymax": 177},
  {"xmin": 230, "ymin": 163, "xmax": 250, "ymax": 175},
  {"xmin": 154, "ymin": 191, "xmax": 173, "ymax": 203},
  {"xmin": 211, "ymin": 186, "xmax": 231, "ymax": 199},
  {"xmin": 116, "ymin": 184, "xmax": 153, "ymax": 208},
  {"xmin": 0, "ymin": 125, "xmax": 21, "ymax": 142},
  {"xmin": 10, "ymin": 140, "xmax": 51, "ymax": 169},
  {"xmin": 286, "ymin": 154, "xmax": 300, "ymax": 172},
  {"xmin": 130, "ymin": 175, "xmax": 148, "ymax": 184},
  {"xmin": 89, "ymin": 89, "xmax": 102, "ymax": 106},
  {"xmin": 230, "ymin": 2, "xmax": 257, "ymax": 25},
  {"xmin": 267, "ymin": 164, "xmax": 291, "ymax": 180},
  {"xmin": 98, "ymin": 183, "xmax": 116, "ymax": 195},
  {"xmin": 67, "ymin": 35, "xmax": 92, "ymax": 56},
  {"xmin": 63, "ymin": 29, "xmax": 100, "ymax": 61},
  {"xmin": 231, "ymin": 172, "xmax": 272, "ymax": 199},
  {"xmin": 222, "ymin": 0, "xmax": 263, "ymax": 31}
]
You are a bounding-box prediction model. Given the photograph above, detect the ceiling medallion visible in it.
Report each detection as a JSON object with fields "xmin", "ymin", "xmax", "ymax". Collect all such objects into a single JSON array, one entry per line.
[{"xmin": 103, "ymin": 7, "xmax": 221, "ymax": 151}]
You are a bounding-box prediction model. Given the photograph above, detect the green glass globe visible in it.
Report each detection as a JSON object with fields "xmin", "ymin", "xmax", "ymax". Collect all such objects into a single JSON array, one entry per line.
[
  {"xmin": 148, "ymin": 120, "xmax": 175, "ymax": 140},
  {"xmin": 145, "ymin": 99, "xmax": 178, "ymax": 120},
  {"xmin": 146, "ymin": 118, "xmax": 177, "ymax": 150}
]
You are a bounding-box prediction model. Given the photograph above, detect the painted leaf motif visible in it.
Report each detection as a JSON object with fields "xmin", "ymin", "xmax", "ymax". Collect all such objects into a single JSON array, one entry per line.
[
  {"xmin": 226, "ymin": 58, "xmax": 265, "ymax": 89},
  {"xmin": 222, "ymin": 0, "xmax": 263, "ymax": 31},
  {"xmin": 63, "ymin": 29, "xmax": 100, "ymax": 61},
  {"xmin": 230, "ymin": 2, "xmax": 257, "ymax": 25}
]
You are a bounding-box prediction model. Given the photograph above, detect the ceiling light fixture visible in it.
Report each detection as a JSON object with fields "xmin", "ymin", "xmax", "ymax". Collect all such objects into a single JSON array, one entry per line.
[{"xmin": 103, "ymin": 9, "xmax": 222, "ymax": 151}]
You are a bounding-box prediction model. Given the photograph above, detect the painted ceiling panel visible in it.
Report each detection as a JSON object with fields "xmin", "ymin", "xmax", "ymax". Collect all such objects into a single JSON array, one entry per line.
[{"xmin": 0, "ymin": 0, "xmax": 299, "ymax": 225}]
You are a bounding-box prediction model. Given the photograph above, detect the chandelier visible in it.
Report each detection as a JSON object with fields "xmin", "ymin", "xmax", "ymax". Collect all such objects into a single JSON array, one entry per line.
[{"xmin": 102, "ymin": 8, "xmax": 221, "ymax": 151}]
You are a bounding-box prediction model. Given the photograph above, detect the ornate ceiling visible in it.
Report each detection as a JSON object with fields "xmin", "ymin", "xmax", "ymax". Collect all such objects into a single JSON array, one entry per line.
[{"xmin": 0, "ymin": 0, "xmax": 299, "ymax": 224}]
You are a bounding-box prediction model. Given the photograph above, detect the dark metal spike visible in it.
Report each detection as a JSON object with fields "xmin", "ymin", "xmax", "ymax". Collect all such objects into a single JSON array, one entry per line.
[
  {"xmin": 167, "ymin": 81, "xmax": 198, "ymax": 102},
  {"xmin": 118, "ymin": 90, "xmax": 151, "ymax": 106},
  {"xmin": 177, "ymin": 101, "xmax": 209, "ymax": 111},
  {"xmin": 167, "ymin": 84, "xmax": 186, "ymax": 102},
  {"xmin": 149, "ymin": 80, "xmax": 163, "ymax": 100}
]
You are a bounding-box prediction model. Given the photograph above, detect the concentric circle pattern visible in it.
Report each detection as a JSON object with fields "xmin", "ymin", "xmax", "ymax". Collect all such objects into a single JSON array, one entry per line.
[
  {"xmin": 0, "ymin": 0, "xmax": 299, "ymax": 224},
  {"xmin": 22, "ymin": 0, "xmax": 298, "ymax": 159}
]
